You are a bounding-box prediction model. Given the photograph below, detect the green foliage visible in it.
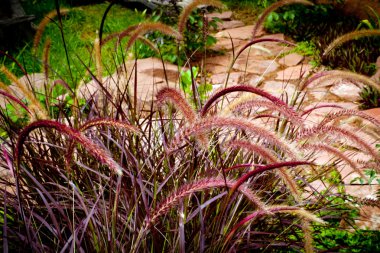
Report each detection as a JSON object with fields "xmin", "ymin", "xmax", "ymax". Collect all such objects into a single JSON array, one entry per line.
[
  {"xmin": 314, "ymin": 227, "xmax": 380, "ymax": 252},
  {"xmin": 358, "ymin": 85, "xmax": 380, "ymax": 109},
  {"xmin": 264, "ymin": 3, "xmax": 380, "ymax": 75}
]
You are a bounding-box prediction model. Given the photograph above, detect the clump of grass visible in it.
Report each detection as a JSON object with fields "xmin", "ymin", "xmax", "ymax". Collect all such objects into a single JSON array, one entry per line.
[{"xmin": 1, "ymin": 1, "xmax": 380, "ymax": 252}]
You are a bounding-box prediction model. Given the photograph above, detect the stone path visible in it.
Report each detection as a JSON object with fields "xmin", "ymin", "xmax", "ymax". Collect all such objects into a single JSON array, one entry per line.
[{"xmin": 2, "ymin": 10, "xmax": 380, "ymax": 229}]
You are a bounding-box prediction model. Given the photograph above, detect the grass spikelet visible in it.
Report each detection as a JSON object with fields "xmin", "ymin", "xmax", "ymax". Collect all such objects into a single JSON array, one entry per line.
[
  {"xmin": 15, "ymin": 120, "xmax": 123, "ymax": 176},
  {"xmin": 33, "ymin": 8, "xmax": 70, "ymax": 53},
  {"xmin": 301, "ymin": 220, "xmax": 314, "ymax": 253},
  {"xmin": 66, "ymin": 118, "xmax": 138, "ymax": 172},
  {"xmin": 42, "ymin": 38, "xmax": 51, "ymax": 79},
  {"xmin": 200, "ymin": 85, "xmax": 295, "ymax": 117},
  {"xmin": 231, "ymin": 161, "xmax": 310, "ymax": 194},
  {"xmin": 169, "ymin": 116, "xmax": 297, "ymax": 158},
  {"xmin": 301, "ymin": 103, "xmax": 344, "ymax": 116},
  {"xmin": 126, "ymin": 22, "xmax": 182, "ymax": 52},
  {"xmin": 101, "ymin": 25, "xmax": 138, "ymax": 46},
  {"xmin": 323, "ymin": 30, "xmax": 380, "ymax": 57},
  {"xmin": 252, "ymin": 0, "xmax": 313, "ymax": 38},
  {"xmin": 177, "ymin": 0, "xmax": 224, "ymax": 35},
  {"xmin": 146, "ymin": 177, "xmax": 266, "ymax": 229},
  {"xmin": 299, "ymin": 70, "xmax": 380, "ymax": 91},
  {"xmin": 226, "ymin": 140, "xmax": 301, "ymax": 201},
  {"xmin": 231, "ymin": 99, "xmax": 303, "ymax": 126},
  {"xmin": 94, "ymin": 37, "xmax": 102, "ymax": 82},
  {"xmin": 302, "ymin": 143, "xmax": 366, "ymax": 178},
  {"xmin": 0, "ymin": 90, "xmax": 31, "ymax": 114},
  {"xmin": 79, "ymin": 118, "xmax": 139, "ymax": 133},
  {"xmin": 0, "ymin": 66, "xmax": 48, "ymax": 120},
  {"xmin": 226, "ymin": 140, "xmax": 277, "ymax": 162},
  {"xmin": 156, "ymin": 87, "xmax": 197, "ymax": 124},
  {"xmin": 319, "ymin": 109, "xmax": 380, "ymax": 128},
  {"xmin": 298, "ymin": 125, "xmax": 380, "ymax": 165},
  {"xmin": 225, "ymin": 205, "xmax": 324, "ymax": 244}
]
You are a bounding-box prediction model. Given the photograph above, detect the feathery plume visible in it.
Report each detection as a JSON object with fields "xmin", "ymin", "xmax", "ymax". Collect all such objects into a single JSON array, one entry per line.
[
  {"xmin": 15, "ymin": 120, "xmax": 123, "ymax": 176},
  {"xmin": 0, "ymin": 90, "xmax": 31, "ymax": 114},
  {"xmin": 101, "ymin": 25, "xmax": 138, "ymax": 46},
  {"xmin": 94, "ymin": 37, "xmax": 102, "ymax": 83},
  {"xmin": 65, "ymin": 118, "xmax": 138, "ymax": 172},
  {"xmin": 301, "ymin": 103, "xmax": 344, "ymax": 116},
  {"xmin": 231, "ymin": 161, "xmax": 310, "ymax": 194},
  {"xmin": 231, "ymin": 99, "xmax": 303, "ymax": 126},
  {"xmin": 178, "ymin": 0, "xmax": 224, "ymax": 35},
  {"xmin": 298, "ymin": 125, "xmax": 380, "ymax": 165},
  {"xmin": 302, "ymin": 143, "xmax": 366, "ymax": 178},
  {"xmin": 156, "ymin": 87, "xmax": 197, "ymax": 124},
  {"xmin": 145, "ymin": 177, "xmax": 266, "ymax": 229},
  {"xmin": 33, "ymin": 8, "xmax": 70, "ymax": 52},
  {"xmin": 301, "ymin": 220, "xmax": 314, "ymax": 253},
  {"xmin": 200, "ymin": 85, "xmax": 295, "ymax": 117},
  {"xmin": 323, "ymin": 29, "xmax": 380, "ymax": 57},
  {"xmin": 0, "ymin": 66, "xmax": 48, "ymax": 120},
  {"xmin": 169, "ymin": 116, "xmax": 297, "ymax": 158},
  {"xmin": 225, "ymin": 205, "xmax": 324, "ymax": 243},
  {"xmin": 299, "ymin": 70, "xmax": 380, "ymax": 92},
  {"xmin": 226, "ymin": 140, "xmax": 301, "ymax": 201},
  {"xmin": 252, "ymin": 0, "xmax": 313, "ymax": 38},
  {"xmin": 41, "ymin": 38, "xmax": 51, "ymax": 80},
  {"xmin": 319, "ymin": 109, "xmax": 380, "ymax": 128},
  {"xmin": 126, "ymin": 22, "xmax": 182, "ymax": 52}
]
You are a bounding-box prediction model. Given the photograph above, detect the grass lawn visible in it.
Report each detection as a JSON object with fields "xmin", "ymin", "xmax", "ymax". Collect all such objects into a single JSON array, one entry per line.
[{"xmin": 1, "ymin": 2, "xmax": 147, "ymax": 86}]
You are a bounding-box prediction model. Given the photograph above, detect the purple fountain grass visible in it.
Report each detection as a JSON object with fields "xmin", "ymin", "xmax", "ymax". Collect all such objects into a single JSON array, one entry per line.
[
  {"xmin": 169, "ymin": 116, "xmax": 297, "ymax": 158},
  {"xmin": 33, "ymin": 8, "xmax": 70, "ymax": 53},
  {"xmin": 200, "ymin": 85, "xmax": 296, "ymax": 118},
  {"xmin": 318, "ymin": 109, "xmax": 380, "ymax": 128},
  {"xmin": 225, "ymin": 205, "xmax": 324, "ymax": 251},
  {"xmin": 177, "ymin": 0, "xmax": 224, "ymax": 35},
  {"xmin": 42, "ymin": 38, "xmax": 51, "ymax": 80},
  {"xmin": 126, "ymin": 22, "xmax": 182, "ymax": 52},
  {"xmin": 323, "ymin": 30, "xmax": 380, "ymax": 58},
  {"xmin": 156, "ymin": 87, "xmax": 197, "ymax": 124},
  {"xmin": 299, "ymin": 70, "xmax": 380, "ymax": 91},
  {"xmin": 0, "ymin": 66, "xmax": 48, "ymax": 120},
  {"xmin": 226, "ymin": 140, "xmax": 301, "ymax": 201},
  {"xmin": 301, "ymin": 103, "xmax": 344, "ymax": 116},
  {"xmin": 298, "ymin": 125, "xmax": 380, "ymax": 166},
  {"xmin": 230, "ymin": 161, "xmax": 310, "ymax": 196},
  {"xmin": 226, "ymin": 140, "xmax": 278, "ymax": 163},
  {"xmin": 65, "ymin": 118, "xmax": 138, "ymax": 172},
  {"xmin": 302, "ymin": 143, "xmax": 366, "ymax": 179},
  {"xmin": 101, "ymin": 25, "xmax": 138, "ymax": 46},
  {"xmin": 15, "ymin": 120, "xmax": 123, "ymax": 176},
  {"xmin": 231, "ymin": 99, "xmax": 303, "ymax": 126},
  {"xmin": 145, "ymin": 177, "xmax": 266, "ymax": 229},
  {"xmin": 251, "ymin": 0, "xmax": 313, "ymax": 39},
  {"xmin": 0, "ymin": 90, "xmax": 32, "ymax": 114}
]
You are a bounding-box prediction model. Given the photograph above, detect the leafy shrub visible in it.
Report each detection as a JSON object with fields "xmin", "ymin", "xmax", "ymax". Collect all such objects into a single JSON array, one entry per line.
[{"xmin": 264, "ymin": 2, "xmax": 380, "ymax": 75}]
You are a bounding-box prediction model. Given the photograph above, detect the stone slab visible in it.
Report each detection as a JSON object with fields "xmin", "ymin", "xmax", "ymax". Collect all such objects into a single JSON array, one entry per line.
[
  {"xmin": 279, "ymin": 53, "xmax": 304, "ymax": 67},
  {"xmin": 214, "ymin": 25, "xmax": 255, "ymax": 40},
  {"xmin": 276, "ymin": 64, "xmax": 312, "ymax": 80}
]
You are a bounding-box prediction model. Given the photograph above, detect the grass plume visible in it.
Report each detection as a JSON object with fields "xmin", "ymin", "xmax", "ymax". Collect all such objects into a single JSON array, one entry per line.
[
  {"xmin": 156, "ymin": 87, "xmax": 197, "ymax": 124},
  {"xmin": 146, "ymin": 177, "xmax": 266, "ymax": 229},
  {"xmin": 33, "ymin": 8, "xmax": 70, "ymax": 53},
  {"xmin": 0, "ymin": 66, "xmax": 48, "ymax": 120},
  {"xmin": 177, "ymin": 0, "xmax": 224, "ymax": 35},
  {"xmin": 323, "ymin": 29, "xmax": 380, "ymax": 57},
  {"xmin": 15, "ymin": 120, "xmax": 123, "ymax": 176},
  {"xmin": 126, "ymin": 22, "xmax": 182, "ymax": 51}
]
